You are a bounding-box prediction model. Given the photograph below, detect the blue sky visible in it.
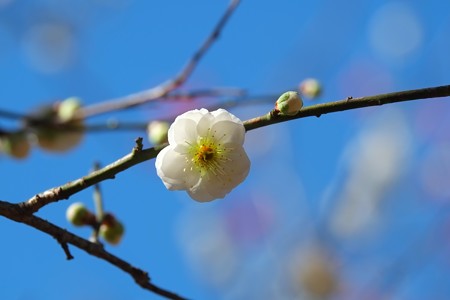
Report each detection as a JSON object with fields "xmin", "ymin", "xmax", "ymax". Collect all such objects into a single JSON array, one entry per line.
[{"xmin": 1, "ymin": 1, "xmax": 450, "ymax": 299}]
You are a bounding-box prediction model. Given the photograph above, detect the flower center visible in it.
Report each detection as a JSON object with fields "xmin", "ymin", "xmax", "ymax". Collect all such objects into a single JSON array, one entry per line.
[
  {"xmin": 187, "ymin": 134, "xmax": 228, "ymax": 177},
  {"xmin": 197, "ymin": 145, "xmax": 215, "ymax": 162}
]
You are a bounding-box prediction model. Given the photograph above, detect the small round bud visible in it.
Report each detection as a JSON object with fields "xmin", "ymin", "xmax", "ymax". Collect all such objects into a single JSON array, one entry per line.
[
  {"xmin": 66, "ymin": 202, "xmax": 91, "ymax": 226},
  {"xmin": 147, "ymin": 120, "xmax": 169, "ymax": 145},
  {"xmin": 299, "ymin": 78, "xmax": 322, "ymax": 99},
  {"xmin": 99, "ymin": 214, "xmax": 125, "ymax": 245},
  {"xmin": 0, "ymin": 133, "xmax": 31, "ymax": 159},
  {"xmin": 275, "ymin": 91, "xmax": 303, "ymax": 116},
  {"xmin": 30, "ymin": 98, "xmax": 85, "ymax": 153}
]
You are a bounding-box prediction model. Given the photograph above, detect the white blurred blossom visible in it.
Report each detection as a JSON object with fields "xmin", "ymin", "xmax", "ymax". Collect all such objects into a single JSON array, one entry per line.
[
  {"xmin": 155, "ymin": 108, "xmax": 250, "ymax": 202},
  {"xmin": 330, "ymin": 109, "xmax": 411, "ymax": 237}
]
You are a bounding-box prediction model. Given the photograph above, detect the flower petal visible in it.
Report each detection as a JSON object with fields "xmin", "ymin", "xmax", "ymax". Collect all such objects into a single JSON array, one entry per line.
[
  {"xmin": 196, "ymin": 111, "xmax": 216, "ymax": 138},
  {"xmin": 211, "ymin": 108, "xmax": 242, "ymax": 124},
  {"xmin": 187, "ymin": 178, "xmax": 218, "ymax": 202},
  {"xmin": 210, "ymin": 120, "xmax": 245, "ymax": 145},
  {"xmin": 168, "ymin": 118, "xmax": 198, "ymax": 145},
  {"xmin": 221, "ymin": 146, "xmax": 251, "ymax": 183},
  {"xmin": 211, "ymin": 145, "xmax": 250, "ymax": 189},
  {"xmin": 156, "ymin": 146, "xmax": 200, "ymax": 190}
]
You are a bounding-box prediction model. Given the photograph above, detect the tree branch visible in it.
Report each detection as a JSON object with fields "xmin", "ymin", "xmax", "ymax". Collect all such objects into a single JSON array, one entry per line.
[
  {"xmin": 0, "ymin": 200, "xmax": 187, "ymax": 300},
  {"xmin": 243, "ymin": 84, "xmax": 450, "ymax": 131},
  {"xmin": 21, "ymin": 139, "xmax": 167, "ymax": 214},
  {"xmin": 78, "ymin": 0, "xmax": 241, "ymax": 119},
  {"xmin": 19, "ymin": 84, "xmax": 450, "ymax": 213},
  {"xmin": 3, "ymin": 83, "xmax": 449, "ymax": 299}
]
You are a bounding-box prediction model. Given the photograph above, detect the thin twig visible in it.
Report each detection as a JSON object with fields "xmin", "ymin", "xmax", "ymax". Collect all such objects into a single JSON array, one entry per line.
[
  {"xmin": 0, "ymin": 109, "xmax": 28, "ymax": 120},
  {"xmin": 0, "ymin": 200, "xmax": 187, "ymax": 300},
  {"xmin": 56, "ymin": 236, "xmax": 74, "ymax": 260},
  {"xmin": 78, "ymin": 0, "xmax": 241, "ymax": 119},
  {"xmin": 20, "ymin": 142, "xmax": 167, "ymax": 213}
]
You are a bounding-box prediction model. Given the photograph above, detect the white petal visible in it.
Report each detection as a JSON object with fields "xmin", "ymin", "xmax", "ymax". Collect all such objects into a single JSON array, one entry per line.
[
  {"xmin": 210, "ymin": 120, "xmax": 245, "ymax": 145},
  {"xmin": 177, "ymin": 109, "xmax": 208, "ymax": 123},
  {"xmin": 211, "ymin": 108, "xmax": 242, "ymax": 124},
  {"xmin": 196, "ymin": 111, "xmax": 216, "ymax": 138},
  {"xmin": 211, "ymin": 145, "xmax": 250, "ymax": 188},
  {"xmin": 167, "ymin": 109, "xmax": 208, "ymax": 144},
  {"xmin": 187, "ymin": 179, "xmax": 218, "ymax": 202},
  {"xmin": 156, "ymin": 146, "xmax": 200, "ymax": 190},
  {"xmin": 221, "ymin": 146, "xmax": 251, "ymax": 184},
  {"xmin": 187, "ymin": 175, "xmax": 231, "ymax": 202},
  {"xmin": 168, "ymin": 118, "xmax": 198, "ymax": 145}
]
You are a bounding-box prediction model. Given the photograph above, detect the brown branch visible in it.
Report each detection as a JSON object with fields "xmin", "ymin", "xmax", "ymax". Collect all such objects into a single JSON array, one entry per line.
[
  {"xmin": 0, "ymin": 200, "xmax": 186, "ymax": 300},
  {"xmin": 78, "ymin": 0, "xmax": 241, "ymax": 119},
  {"xmin": 20, "ymin": 139, "xmax": 167, "ymax": 214},
  {"xmin": 57, "ymin": 237, "xmax": 74, "ymax": 260},
  {"xmin": 243, "ymin": 84, "xmax": 450, "ymax": 131}
]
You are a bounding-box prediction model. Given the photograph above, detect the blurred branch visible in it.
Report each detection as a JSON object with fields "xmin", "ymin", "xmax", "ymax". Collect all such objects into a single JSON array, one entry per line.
[
  {"xmin": 0, "ymin": 109, "xmax": 27, "ymax": 120},
  {"xmin": 0, "ymin": 200, "xmax": 186, "ymax": 300},
  {"xmin": 78, "ymin": 0, "xmax": 241, "ymax": 119},
  {"xmin": 243, "ymin": 84, "xmax": 450, "ymax": 131}
]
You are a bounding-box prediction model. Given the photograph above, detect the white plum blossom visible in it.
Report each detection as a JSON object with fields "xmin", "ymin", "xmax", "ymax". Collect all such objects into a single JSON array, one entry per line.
[{"xmin": 155, "ymin": 108, "xmax": 250, "ymax": 202}]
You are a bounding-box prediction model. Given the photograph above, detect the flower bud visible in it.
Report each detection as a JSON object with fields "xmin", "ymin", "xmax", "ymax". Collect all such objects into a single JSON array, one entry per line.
[
  {"xmin": 57, "ymin": 97, "xmax": 82, "ymax": 122},
  {"xmin": 275, "ymin": 91, "xmax": 303, "ymax": 116},
  {"xmin": 147, "ymin": 120, "xmax": 169, "ymax": 145},
  {"xmin": 299, "ymin": 78, "xmax": 322, "ymax": 99},
  {"xmin": 99, "ymin": 214, "xmax": 125, "ymax": 245},
  {"xmin": 66, "ymin": 202, "xmax": 92, "ymax": 226},
  {"xmin": 0, "ymin": 133, "xmax": 31, "ymax": 159}
]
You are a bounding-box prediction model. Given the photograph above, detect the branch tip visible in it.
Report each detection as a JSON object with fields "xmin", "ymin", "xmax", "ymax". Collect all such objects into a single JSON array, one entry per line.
[
  {"xmin": 56, "ymin": 237, "xmax": 74, "ymax": 260},
  {"xmin": 133, "ymin": 137, "xmax": 144, "ymax": 153}
]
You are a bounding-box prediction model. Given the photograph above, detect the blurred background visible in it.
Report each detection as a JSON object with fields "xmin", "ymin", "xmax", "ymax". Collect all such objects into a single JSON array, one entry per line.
[{"xmin": 1, "ymin": 0, "xmax": 450, "ymax": 299}]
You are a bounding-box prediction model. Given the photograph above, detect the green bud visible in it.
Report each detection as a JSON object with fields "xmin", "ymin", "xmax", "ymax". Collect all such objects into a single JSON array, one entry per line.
[
  {"xmin": 299, "ymin": 78, "xmax": 322, "ymax": 99},
  {"xmin": 147, "ymin": 120, "xmax": 169, "ymax": 145},
  {"xmin": 275, "ymin": 91, "xmax": 303, "ymax": 116},
  {"xmin": 99, "ymin": 214, "xmax": 125, "ymax": 245},
  {"xmin": 66, "ymin": 202, "xmax": 91, "ymax": 226}
]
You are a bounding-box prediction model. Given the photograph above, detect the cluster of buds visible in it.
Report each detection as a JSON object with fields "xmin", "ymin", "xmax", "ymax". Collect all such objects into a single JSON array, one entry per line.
[
  {"xmin": 66, "ymin": 202, "xmax": 124, "ymax": 245},
  {"xmin": 0, "ymin": 97, "xmax": 85, "ymax": 160},
  {"xmin": 28, "ymin": 97, "xmax": 85, "ymax": 153}
]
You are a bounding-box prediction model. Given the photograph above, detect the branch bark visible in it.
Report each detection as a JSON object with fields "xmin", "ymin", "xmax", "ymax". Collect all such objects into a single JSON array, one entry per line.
[
  {"xmin": 21, "ymin": 139, "xmax": 167, "ymax": 213},
  {"xmin": 0, "ymin": 200, "xmax": 187, "ymax": 300},
  {"xmin": 243, "ymin": 84, "xmax": 450, "ymax": 131}
]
